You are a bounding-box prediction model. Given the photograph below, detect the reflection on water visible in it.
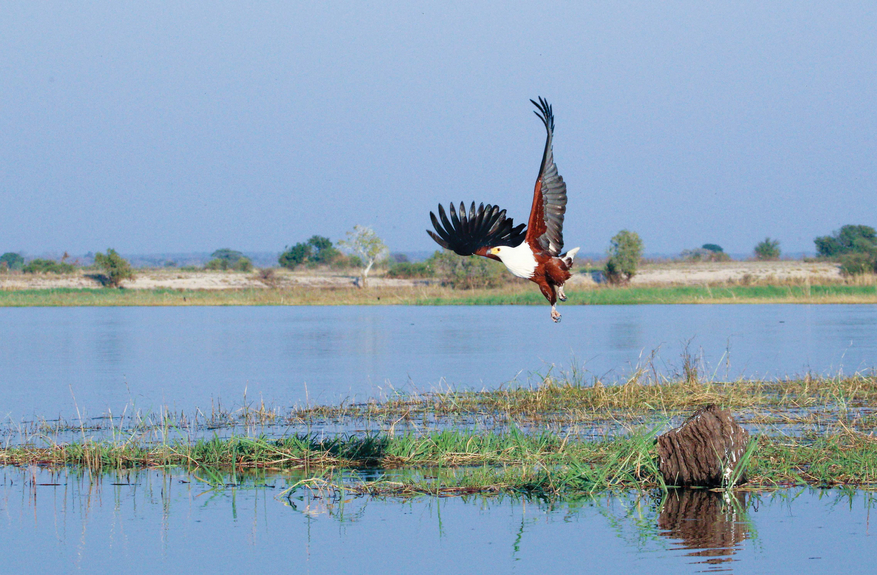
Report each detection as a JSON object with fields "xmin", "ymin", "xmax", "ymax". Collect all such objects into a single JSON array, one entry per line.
[
  {"xmin": 2, "ymin": 466, "xmax": 876, "ymax": 574},
  {"xmin": 659, "ymin": 490, "xmax": 749, "ymax": 571},
  {"xmin": 2, "ymin": 305, "xmax": 877, "ymax": 419}
]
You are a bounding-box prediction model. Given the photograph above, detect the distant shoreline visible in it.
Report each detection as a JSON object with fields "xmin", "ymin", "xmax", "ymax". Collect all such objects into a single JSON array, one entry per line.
[
  {"xmin": 1, "ymin": 261, "xmax": 874, "ymax": 306},
  {"xmin": 0, "ymin": 260, "xmax": 847, "ymax": 290}
]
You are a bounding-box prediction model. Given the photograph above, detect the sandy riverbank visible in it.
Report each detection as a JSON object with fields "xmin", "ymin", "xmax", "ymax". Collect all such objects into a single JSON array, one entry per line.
[{"xmin": 0, "ymin": 261, "xmax": 844, "ymax": 291}]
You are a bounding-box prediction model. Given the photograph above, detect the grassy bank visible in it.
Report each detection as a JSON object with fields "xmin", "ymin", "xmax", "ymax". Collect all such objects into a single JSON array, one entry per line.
[{"xmin": 1, "ymin": 282, "xmax": 876, "ymax": 306}]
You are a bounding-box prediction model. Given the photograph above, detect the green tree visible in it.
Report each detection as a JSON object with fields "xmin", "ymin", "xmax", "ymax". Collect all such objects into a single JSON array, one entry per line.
[
  {"xmin": 278, "ymin": 243, "xmax": 312, "ymax": 269},
  {"xmin": 306, "ymin": 235, "xmax": 340, "ymax": 264},
  {"xmin": 94, "ymin": 248, "xmax": 135, "ymax": 287},
  {"xmin": 0, "ymin": 252, "xmax": 24, "ymax": 272},
  {"xmin": 754, "ymin": 238, "xmax": 781, "ymax": 261},
  {"xmin": 701, "ymin": 244, "xmax": 724, "ymax": 253},
  {"xmin": 338, "ymin": 225, "xmax": 389, "ymax": 287},
  {"xmin": 206, "ymin": 248, "xmax": 252, "ymax": 271},
  {"xmin": 211, "ymin": 248, "xmax": 244, "ymax": 263},
  {"xmin": 604, "ymin": 230, "xmax": 643, "ymax": 284},
  {"xmin": 278, "ymin": 236, "xmax": 340, "ymax": 269},
  {"xmin": 815, "ymin": 225, "xmax": 877, "ymax": 258}
]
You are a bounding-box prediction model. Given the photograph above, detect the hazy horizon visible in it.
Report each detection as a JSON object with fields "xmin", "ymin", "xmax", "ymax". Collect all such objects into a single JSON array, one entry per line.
[{"xmin": 3, "ymin": 2, "xmax": 875, "ymax": 256}]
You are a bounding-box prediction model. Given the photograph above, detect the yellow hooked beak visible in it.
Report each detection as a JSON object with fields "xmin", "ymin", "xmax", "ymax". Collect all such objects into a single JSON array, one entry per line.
[{"xmin": 487, "ymin": 247, "xmax": 499, "ymax": 256}]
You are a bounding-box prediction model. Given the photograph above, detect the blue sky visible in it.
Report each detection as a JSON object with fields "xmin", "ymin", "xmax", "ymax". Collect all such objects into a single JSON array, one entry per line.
[{"xmin": 2, "ymin": 2, "xmax": 875, "ymax": 256}]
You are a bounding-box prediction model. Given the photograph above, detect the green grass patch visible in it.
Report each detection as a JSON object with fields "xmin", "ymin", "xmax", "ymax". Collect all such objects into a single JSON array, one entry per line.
[
  {"xmin": 6, "ymin": 428, "xmax": 877, "ymax": 498},
  {"xmin": 2, "ymin": 282, "xmax": 877, "ymax": 306}
]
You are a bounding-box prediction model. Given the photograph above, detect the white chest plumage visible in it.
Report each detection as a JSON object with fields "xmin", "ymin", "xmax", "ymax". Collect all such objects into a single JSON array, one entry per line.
[{"xmin": 495, "ymin": 243, "xmax": 538, "ymax": 279}]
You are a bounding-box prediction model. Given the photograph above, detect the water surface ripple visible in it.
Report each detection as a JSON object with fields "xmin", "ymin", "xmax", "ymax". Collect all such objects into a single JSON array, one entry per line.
[
  {"xmin": 1, "ymin": 467, "xmax": 874, "ymax": 575},
  {"xmin": 1, "ymin": 304, "xmax": 875, "ymax": 418}
]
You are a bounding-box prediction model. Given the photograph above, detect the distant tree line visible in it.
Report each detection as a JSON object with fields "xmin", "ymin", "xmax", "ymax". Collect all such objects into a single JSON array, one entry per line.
[
  {"xmin": 1, "ymin": 252, "xmax": 77, "ymax": 274},
  {"xmin": 0, "ymin": 249, "xmax": 136, "ymax": 288},
  {"xmin": 5, "ymin": 222, "xmax": 874, "ymax": 291}
]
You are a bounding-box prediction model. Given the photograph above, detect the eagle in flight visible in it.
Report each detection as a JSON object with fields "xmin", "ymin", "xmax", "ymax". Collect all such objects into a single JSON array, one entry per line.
[{"xmin": 427, "ymin": 97, "xmax": 579, "ymax": 322}]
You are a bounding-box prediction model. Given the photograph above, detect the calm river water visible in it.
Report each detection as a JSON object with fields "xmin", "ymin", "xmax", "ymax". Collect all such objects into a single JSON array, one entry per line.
[
  {"xmin": 2, "ymin": 304, "xmax": 876, "ymax": 573},
  {"xmin": 1, "ymin": 466, "xmax": 875, "ymax": 575},
  {"xmin": 2, "ymin": 304, "xmax": 876, "ymax": 419}
]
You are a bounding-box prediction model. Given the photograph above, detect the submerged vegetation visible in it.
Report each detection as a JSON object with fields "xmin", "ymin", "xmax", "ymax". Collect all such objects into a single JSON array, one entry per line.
[{"xmin": 5, "ymin": 372, "xmax": 877, "ymax": 498}]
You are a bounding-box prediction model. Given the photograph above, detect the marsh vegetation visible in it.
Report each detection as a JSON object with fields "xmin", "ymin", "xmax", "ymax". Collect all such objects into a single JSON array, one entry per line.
[{"xmin": 5, "ymin": 372, "xmax": 877, "ymax": 497}]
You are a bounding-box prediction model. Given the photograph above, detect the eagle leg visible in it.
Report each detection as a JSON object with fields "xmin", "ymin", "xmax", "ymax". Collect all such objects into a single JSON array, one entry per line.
[
  {"xmin": 535, "ymin": 278, "xmax": 562, "ymax": 323},
  {"xmin": 557, "ymin": 284, "xmax": 567, "ymax": 302}
]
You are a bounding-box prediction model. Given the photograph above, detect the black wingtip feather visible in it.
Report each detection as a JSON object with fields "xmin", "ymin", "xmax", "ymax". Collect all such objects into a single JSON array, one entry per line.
[
  {"xmin": 427, "ymin": 202, "xmax": 527, "ymax": 256},
  {"xmin": 426, "ymin": 229, "xmax": 449, "ymax": 249},
  {"xmin": 531, "ymin": 97, "xmax": 554, "ymax": 133}
]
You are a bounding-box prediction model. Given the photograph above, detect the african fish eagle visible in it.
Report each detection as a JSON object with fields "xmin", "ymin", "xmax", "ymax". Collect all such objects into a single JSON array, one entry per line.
[{"xmin": 427, "ymin": 97, "xmax": 579, "ymax": 323}]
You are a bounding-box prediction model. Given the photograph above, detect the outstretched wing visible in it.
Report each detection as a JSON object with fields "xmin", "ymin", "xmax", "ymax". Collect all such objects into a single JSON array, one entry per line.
[
  {"xmin": 427, "ymin": 201, "xmax": 526, "ymax": 256},
  {"xmin": 526, "ymin": 97, "xmax": 567, "ymax": 256}
]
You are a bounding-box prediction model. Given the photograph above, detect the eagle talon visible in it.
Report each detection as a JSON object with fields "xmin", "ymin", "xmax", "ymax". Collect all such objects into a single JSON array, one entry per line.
[
  {"xmin": 557, "ymin": 286, "xmax": 567, "ymax": 301},
  {"xmin": 551, "ymin": 308, "xmax": 561, "ymax": 322}
]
